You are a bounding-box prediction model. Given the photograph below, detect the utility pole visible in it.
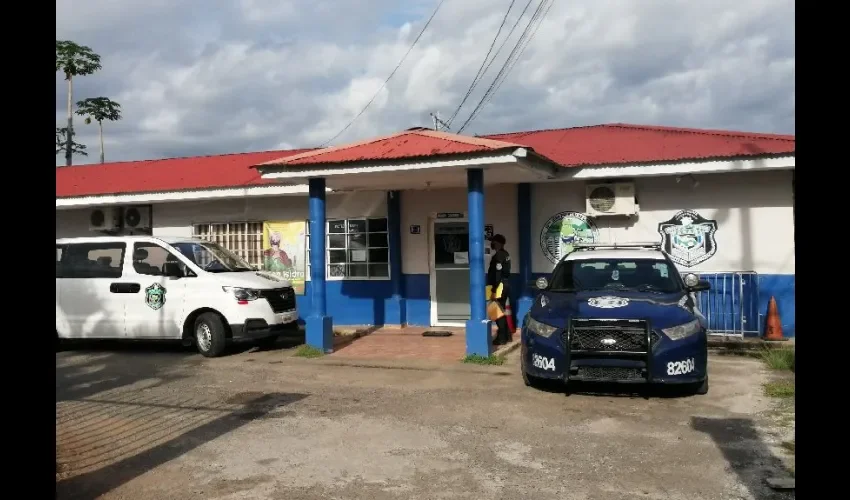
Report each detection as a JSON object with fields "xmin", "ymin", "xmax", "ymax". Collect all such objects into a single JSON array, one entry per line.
[{"xmin": 429, "ymin": 112, "xmax": 451, "ymax": 132}]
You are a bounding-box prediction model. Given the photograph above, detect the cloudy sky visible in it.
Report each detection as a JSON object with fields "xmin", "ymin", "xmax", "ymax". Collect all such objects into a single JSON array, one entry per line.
[{"xmin": 56, "ymin": 0, "xmax": 795, "ymax": 165}]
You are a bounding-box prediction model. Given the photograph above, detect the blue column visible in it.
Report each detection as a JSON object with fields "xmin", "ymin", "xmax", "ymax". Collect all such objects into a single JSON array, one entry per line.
[
  {"xmin": 465, "ymin": 168, "xmax": 492, "ymax": 356},
  {"xmin": 307, "ymin": 177, "xmax": 333, "ymax": 352},
  {"xmin": 516, "ymin": 183, "xmax": 534, "ymax": 328},
  {"xmin": 386, "ymin": 190, "xmax": 406, "ymax": 325}
]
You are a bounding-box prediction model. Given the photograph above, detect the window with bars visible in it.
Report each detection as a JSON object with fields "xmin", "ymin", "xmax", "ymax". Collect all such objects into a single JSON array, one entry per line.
[
  {"xmin": 306, "ymin": 217, "xmax": 390, "ymax": 280},
  {"xmin": 192, "ymin": 222, "xmax": 264, "ymax": 269}
]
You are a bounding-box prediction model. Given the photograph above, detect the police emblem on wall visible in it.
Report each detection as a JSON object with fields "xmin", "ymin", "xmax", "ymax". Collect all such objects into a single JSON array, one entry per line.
[
  {"xmin": 145, "ymin": 283, "xmax": 167, "ymax": 310},
  {"xmin": 658, "ymin": 209, "xmax": 718, "ymax": 267},
  {"xmin": 539, "ymin": 211, "xmax": 599, "ymax": 265}
]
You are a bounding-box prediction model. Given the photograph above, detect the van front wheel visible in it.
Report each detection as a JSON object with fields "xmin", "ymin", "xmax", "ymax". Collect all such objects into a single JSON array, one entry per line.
[{"xmin": 195, "ymin": 313, "xmax": 227, "ymax": 358}]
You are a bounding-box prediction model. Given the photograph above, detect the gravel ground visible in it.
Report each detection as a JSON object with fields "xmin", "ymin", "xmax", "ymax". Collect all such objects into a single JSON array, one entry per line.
[{"xmin": 56, "ymin": 341, "xmax": 795, "ymax": 500}]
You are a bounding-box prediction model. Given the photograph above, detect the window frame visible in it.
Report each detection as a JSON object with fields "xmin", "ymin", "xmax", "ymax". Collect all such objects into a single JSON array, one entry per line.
[
  {"xmin": 191, "ymin": 221, "xmax": 264, "ymax": 270},
  {"xmin": 57, "ymin": 242, "xmax": 127, "ymax": 279},
  {"xmin": 306, "ymin": 217, "xmax": 391, "ymax": 281}
]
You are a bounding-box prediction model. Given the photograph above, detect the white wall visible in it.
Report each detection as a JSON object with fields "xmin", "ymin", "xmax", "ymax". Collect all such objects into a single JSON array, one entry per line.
[
  {"xmin": 531, "ymin": 170, "xmax": 795, "ymax": 275},
  {"xmin": 401, "ymin": 184, "xmax": 518, "ymax": 275}
]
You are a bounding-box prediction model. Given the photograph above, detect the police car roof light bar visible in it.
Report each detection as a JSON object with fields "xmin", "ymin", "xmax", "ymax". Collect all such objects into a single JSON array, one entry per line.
[{"xmin": 572, "ymin": 242, "xmax": 662, "ymax": 250}]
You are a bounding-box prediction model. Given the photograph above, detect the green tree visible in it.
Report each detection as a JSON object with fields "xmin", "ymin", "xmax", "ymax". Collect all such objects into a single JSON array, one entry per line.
[
  {"xmin": 56, "ymin": 40, "xmax": 101, "ymax": 166},
  {"xmin": 76, "ymin": 97, "xmax": 122, "ymax": 164},
  {"xmin": 56, "ymin": 127, "xmax": 87, "ymax": 158}
]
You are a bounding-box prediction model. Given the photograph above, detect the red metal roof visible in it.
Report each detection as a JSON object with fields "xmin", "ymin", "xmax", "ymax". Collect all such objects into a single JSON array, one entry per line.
[
  {"xmin": 484, "ymin": 123, "xmax": 795, "ymax": 167},
  {"xmin": 258, "ymin": 128, "xmax": 523, "ymax": 167},
  {"xmin": 57, "ymin": 123, "xmax": 795, "ymax": 198},
  {"xmin": 56, "ymin": 149, "xmax": 312, "ymax": 198}
]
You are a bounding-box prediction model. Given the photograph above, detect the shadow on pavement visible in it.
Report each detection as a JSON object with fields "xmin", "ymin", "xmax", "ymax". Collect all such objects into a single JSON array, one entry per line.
[
  {"xmin": 691, "ymin": 416, "xmax": 794, "ymax": 500},
  {"xmin": 531, "ymin": 379, "xmax": 702, "ymax": 399}
]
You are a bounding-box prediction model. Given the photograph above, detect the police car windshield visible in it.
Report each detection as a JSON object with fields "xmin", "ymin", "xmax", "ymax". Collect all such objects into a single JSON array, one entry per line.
[
  {"xmin": 549, "ymin": 258, "xmax": 682, "ymax": 293},
  {"xmin": 172, "ymin": 242, "xmax": 254, "ymax": 273}
]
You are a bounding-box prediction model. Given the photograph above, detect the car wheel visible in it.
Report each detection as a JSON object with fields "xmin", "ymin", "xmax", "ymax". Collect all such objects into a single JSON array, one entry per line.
[
  {"xmin": 694, "ymin": 376, "xmax": 709, "ymax": 395},
  {"xmin": 194, "ymin": 313, "xmax": 228, "ymax": 358},
  {"xmin": 521, "ymin": 355, "xmax": 544, "ymax": 389}
]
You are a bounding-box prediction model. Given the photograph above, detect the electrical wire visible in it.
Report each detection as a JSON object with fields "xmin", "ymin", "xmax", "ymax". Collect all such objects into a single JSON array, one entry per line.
[
  {"xmin": 444, "ymin": 0, "xmax": 516, "ymax": 128},
  {"xmin": 456, "ymin": 0, "xmax": 552, "ymax": 133},
  {"xmin": 320, "ymin": 0, "xmax": 448, "ymax": 147}
]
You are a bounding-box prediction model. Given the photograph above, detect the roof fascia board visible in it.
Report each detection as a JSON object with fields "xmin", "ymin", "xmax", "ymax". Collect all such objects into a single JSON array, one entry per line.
[
  {"xmin": 56, "ymin": 183, "xmax": 319, "ymax": 209},
  {"xmin": 554, "ymin": 155, "xmax": 795, "ymax": 181},
  {"xmin": 257, "ymin": 150, "xmax": 526, "ymax": 180}
]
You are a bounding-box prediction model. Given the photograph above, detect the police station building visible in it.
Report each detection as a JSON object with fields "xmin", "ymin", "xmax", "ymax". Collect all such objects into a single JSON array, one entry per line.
[{"xmin": 55, "ymin": 123, "xmax": 796, "ymax": 354}]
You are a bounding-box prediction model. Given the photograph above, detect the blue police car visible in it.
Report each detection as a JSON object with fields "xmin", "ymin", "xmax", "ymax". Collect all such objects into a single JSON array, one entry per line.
[{"xmin": 520, "ymin": 242, "xmax": 710, "ymax": 394}]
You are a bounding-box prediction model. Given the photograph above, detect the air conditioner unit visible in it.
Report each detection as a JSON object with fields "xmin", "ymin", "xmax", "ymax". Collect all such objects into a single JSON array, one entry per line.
[
  {"xmin": 585, "ymin": 182, "xmax": 638, "ymax": 216},
  {"xmin": 89, "ymin": 207, "xmax": 121, "ymax": 231},
  {"xmin": 123, "ymin": 205, "xmax": 151, "ymax": 230}
]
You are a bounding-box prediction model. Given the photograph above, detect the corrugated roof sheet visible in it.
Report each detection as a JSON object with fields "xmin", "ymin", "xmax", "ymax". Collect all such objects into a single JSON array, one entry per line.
[
  {"xmin": 56, "ymin": 149, "xmax": 312, "ymax": 198},
  {"xmin": 258, "ymin": 128, "xmax": 522, "ymax": 167},
  {"xmin": 484, "ymin": 123, "xmax": 795, "ymax": 167},
  {"xmin": 56, "ymin": 123, "xmax": 795, "ymax": 198}
]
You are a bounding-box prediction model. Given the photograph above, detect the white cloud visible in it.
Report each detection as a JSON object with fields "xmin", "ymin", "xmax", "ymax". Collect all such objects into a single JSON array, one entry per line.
[{"xmin": 56, "ymin": 0, "xmax": 794, "ymax": 165}]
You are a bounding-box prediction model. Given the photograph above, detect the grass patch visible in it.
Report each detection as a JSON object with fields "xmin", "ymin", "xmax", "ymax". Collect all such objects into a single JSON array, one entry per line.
[
  {"xmin": 293, "ymin": 345, "xmax": 325, "ymax": 358},
  {"xmin": 781, "ymin": 440, "xmax": 795, "ymax": 455},
  {"xmin": 764, "ymin": 379, "xmax": 795, "ymax": 398},
  {"xmin": 463, "ymin": 354, "xmax": 505, "ymax": 366},
  {"xmin": 759, "ymin": 347, "xmax": 795, "ymax": 371}
]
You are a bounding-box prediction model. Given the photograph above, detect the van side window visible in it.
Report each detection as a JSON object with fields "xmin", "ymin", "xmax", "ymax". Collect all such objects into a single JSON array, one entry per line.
[
  {"xmin": 59, "ymin": 242, "xmax": 126, "ymax": 279},
  {"xmin": 132, "ymin": 243, "xmax": 177, "ymax": 276}
]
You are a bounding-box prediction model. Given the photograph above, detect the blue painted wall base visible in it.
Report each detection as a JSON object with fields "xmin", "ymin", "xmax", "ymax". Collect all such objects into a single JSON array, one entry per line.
[
  {"xmin": 306, "ymin": 316, "xmax": 334, "ymax": 353},
  {"xmin": 385, "ymin": 296, "xmax": 406, "ymax": 325},
  {"xmin": 515, "ymin": 296, "xmax": 534, "ymax": 331},
  {"xmin": 465, "ymin": 319, "xmax": 493, "ymax": 356}
]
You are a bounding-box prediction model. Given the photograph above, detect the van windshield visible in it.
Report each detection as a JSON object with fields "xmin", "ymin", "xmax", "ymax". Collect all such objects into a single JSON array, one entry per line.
[
  {"xmin": 172, "ymin": 241, "xmax": 254, "ymax": 273},
  {"xmin": 549, "ymin": 258, "xmax": 683, "ymax": 294}
]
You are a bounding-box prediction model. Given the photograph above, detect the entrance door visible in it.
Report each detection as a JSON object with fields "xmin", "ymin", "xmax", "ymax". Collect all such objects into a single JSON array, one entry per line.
[{"xmin": 431, "ymin": 220, "xmax": 471, "ymax": 325}]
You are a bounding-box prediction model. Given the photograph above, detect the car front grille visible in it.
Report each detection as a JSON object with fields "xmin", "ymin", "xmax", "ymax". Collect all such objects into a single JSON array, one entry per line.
[
  {"xmin": 259, "ymin": 287, "xmax": 296, "ymax": 313},
  {"xmin": 575, "ymin": 366, "xmax": 643, "ymax": 381},
  {"xmin": 565, "ymin": 319, "xmax": 650, "ymax": 352}
]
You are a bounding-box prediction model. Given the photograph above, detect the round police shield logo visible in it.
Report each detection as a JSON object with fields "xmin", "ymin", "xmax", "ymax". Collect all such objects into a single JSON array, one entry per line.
[
  {"xmin": 657, "ymin": 209, "xmax": 718, "ymax": 267},
  {"xmin": 539, "ymin": 211, "xmax": 599, "ymax": 264},
  {"xmin": 145, "ymin": 283, "xmax": 167, "ymax": 310}
]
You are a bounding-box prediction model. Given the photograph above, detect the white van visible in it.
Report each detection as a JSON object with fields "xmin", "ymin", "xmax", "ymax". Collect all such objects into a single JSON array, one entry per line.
[{"xmin": 56, "ymin": 235, "xmax": 299, "ymax": 357}]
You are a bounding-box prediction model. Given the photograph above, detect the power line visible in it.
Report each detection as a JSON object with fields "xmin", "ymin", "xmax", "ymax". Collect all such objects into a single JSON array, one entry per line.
[
  {"xmin": 320, "ymin": 0, "xmax": 448, "ymax": 147},
  {"xmin": 477, "ymin": 0, "xmax": 555, "ymax": 118},
  {"xmin": 457, "ymin": 0, "xmax": 552, "ymax": 134},
  {"xmin": 444, "ymin": 0, "xmax": 516, "ymax": 128}
]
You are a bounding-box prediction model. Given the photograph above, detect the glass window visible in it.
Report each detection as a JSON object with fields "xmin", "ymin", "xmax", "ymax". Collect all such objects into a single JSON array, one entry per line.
[
  {"xmin": 549, "ymin": 258, "xmax": 682, "ymax": 293},
  {"xmin": 59, "ymin": 242, "xmax": 126, "ymax": 279},
  {"xmin": 192, "ymin": 222, "xmax": 263, "ymax": 269},
  {"xmin": 305, "ymin": 217, "xmax": 391, "ymax": 280}
]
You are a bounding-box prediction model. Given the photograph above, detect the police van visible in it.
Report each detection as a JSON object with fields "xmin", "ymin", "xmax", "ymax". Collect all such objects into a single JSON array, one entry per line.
[
  {"xmin": 56, "ymin": 236, "xmax": 299, "ymax": 357},
  {"xmin": 521, "ymin": 242, "xmax": 710, "ymax": 394}
]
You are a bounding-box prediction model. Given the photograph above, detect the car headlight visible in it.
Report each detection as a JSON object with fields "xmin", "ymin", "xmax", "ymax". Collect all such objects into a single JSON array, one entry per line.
[
  {"xmin": 526, "ymin": 316, "xmax": 558, "ymax": 338},
  {"xmin": 661, "ymin": 319, "xmax": 701, "ymax": 341},
  {"xmin": 222, "ymin": 286, "xmax": 260, "ymax": 301}
]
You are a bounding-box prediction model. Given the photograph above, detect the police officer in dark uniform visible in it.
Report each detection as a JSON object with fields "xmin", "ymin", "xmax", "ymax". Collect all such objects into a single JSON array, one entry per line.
[{"xmin": 487, "ymin": 234, "xmax": 512, "ymax": 345}]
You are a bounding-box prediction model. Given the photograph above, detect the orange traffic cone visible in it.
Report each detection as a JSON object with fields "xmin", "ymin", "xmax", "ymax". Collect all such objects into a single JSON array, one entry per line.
[
  {"xmin": 763, "ymin": 296, "xmax": 786, "ymax": 341},
  {"xmin": 505, "ymin": 299, "xmax": 515, "ymax": 333}
]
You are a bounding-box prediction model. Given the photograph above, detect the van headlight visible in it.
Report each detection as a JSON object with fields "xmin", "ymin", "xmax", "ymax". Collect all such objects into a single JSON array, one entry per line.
[
  {"xmin": 526, "ymin": 316, "xmax": 558, "ymax": 338},
  {"xmin": 222, "ymin": 286, "xmax": 259, "ymax": 301},
  {"xmin": 661, "ymin": 319, "xmax": 701, "ymax": 341}
]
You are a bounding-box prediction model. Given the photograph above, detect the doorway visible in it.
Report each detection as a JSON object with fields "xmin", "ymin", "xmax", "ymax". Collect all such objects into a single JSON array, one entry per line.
[{"xmin": 430, "ymin": 219, "xmax": 470, "ymax": 326}]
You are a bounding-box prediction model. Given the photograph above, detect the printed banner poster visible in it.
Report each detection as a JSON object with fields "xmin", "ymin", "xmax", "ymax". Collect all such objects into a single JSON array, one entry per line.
[
  {"xmin": 657, "ymin": 209, "xmax": 718, "ymax": 267},
  {"xmin": 539, "ymin": 211, "xmax": 599, "ymax": 265},
  {"xmin": 262, "ymin": 221, "xmax": 307, "ymax": 295}
]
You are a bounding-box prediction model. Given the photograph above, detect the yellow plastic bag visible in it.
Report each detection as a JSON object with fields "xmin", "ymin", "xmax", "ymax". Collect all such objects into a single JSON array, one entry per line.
[
  {"xmin": 487, "ymin": 300, "xmax": 505, "ymax": 321},
  {"xmin": 485, "ymin": 283, "xmax": 504, "ymax": 300}
]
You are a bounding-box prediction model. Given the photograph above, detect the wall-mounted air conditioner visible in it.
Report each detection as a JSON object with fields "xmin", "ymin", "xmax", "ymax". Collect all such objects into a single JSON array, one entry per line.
[
  {"xmin": 122, "ymin": 205, "xmax": 151, "ymax": 230},
  {"xmin": 89, "ymin": 207, "xmax": 121, "ymax": 231},
  {"xmin": 585, "ymin": 182, "xmax": 638, "ymax": 217}
]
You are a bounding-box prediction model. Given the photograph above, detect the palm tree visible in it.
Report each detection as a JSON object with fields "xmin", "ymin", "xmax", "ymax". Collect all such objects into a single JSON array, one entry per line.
[
  {"xmin": 56, "ymin": 41, "xmax": 101, "ymax": 166},
  {"xmin": 76, "ymin": 97, "xmax": 122, "ymax": 164}
]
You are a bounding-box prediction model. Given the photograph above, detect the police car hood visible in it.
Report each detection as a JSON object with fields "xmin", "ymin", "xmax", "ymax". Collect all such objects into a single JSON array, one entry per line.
[
  {"xmin": 531, "ymin": 290, "xmax": 694, "ymax": 330},
  {"xmin": 214, "ymin": 271, "xmax": 292, "ymax": 290}
]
